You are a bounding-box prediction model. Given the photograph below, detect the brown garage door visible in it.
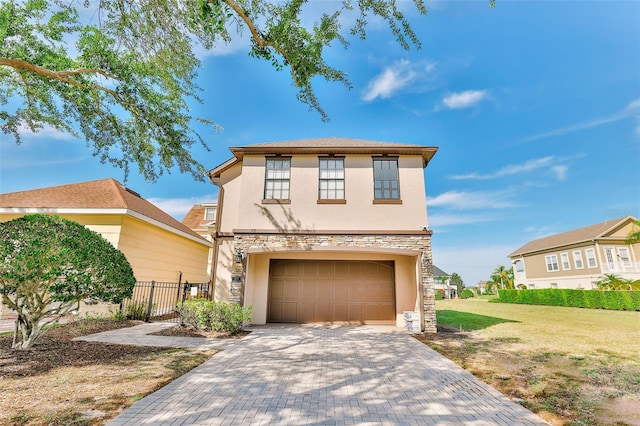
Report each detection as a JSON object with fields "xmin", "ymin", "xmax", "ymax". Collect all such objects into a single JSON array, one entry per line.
[{"xmin": 268, "ymin": 260, "xmax": 395, "ymax": 323}]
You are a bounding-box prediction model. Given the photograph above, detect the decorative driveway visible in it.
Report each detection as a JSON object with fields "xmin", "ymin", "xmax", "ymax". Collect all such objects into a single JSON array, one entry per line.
[{"xmin": 96, "ymin": 324, "xmax": 547, "ymax": 425}]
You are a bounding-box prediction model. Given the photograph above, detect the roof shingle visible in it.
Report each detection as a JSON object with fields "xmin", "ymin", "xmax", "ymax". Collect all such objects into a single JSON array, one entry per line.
[
  {"xmin": 509, "ymin": 216, "xmax": 635, "ymax": 257},
  {"xmin": 0, "ymin": 178, "xmax": 207, "ymax": 242}
]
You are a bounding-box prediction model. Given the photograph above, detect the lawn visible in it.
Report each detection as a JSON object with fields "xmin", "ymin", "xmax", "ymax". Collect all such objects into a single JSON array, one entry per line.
[{"xmin": 418, "ymin": 297, "xmax": 640, "ymax": 425}]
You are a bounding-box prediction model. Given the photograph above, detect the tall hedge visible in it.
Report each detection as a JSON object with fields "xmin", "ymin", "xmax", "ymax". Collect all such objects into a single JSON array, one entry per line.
[{"xmin": 497, "ymin": 289, "xmax": 640, "ymax": 311}]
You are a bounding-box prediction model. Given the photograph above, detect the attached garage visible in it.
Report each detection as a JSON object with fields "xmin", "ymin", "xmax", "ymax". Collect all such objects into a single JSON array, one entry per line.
[{"xmin": 267, "ymin": 259, "xmax": 396, "ymax": 323}]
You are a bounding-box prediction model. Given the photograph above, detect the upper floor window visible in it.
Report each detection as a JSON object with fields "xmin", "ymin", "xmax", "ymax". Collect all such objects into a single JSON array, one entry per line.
[
  {"xmin": 573, "ymin": 250, "xmax": 584, "ymax": 269},
  {"xmin": 585, "ymin": 248, "xmax": 597, "ymax": 268},
  {"xmin": 204, "ymin": 207, "xmax": 216, "ymax": 221},
  {"xmin": 373, "ymin": 158, "xmax": 400, "ymax": 200},
  {"xmin": 319, "ymin": 157, "xmax": 345, "ymax": 200},
  {"xmin": 561, "ymin": 252, "xmax": 571, "ymax": 270},
  {"xmin": 545, "ymin": 255, "xmax": 559, "ymax": 272},
  {"xmin": 264, "ymin": 157, "xmax": 291, "ymax": 200},
  {"xmin": 618, "ymin": 247, "xmax": 631, "ymax": 267}
]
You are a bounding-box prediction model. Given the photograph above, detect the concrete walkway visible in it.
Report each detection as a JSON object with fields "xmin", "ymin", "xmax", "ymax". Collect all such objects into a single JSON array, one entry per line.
[{"xmin": 75, "ymin": 323, "xmax": 548, "ymax": 426}]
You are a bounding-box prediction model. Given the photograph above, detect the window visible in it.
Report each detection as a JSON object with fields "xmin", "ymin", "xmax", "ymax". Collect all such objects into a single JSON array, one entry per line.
[
  {"xmin": 618, "ymin": 248, "xmax": 631, "ymax": 267},
  {"xmin": 373, "ymin": 158, "xmax": 400, "ymax": 200},
  {"xmin": 204, "ymin": 207, "xmax": 216, "ymax": 221},
  {"xmin": 561, "ymin": 252, "xmax": 571, "ymax": 270},
  {"xmin": 264, "ymin": 157, "xmax": 291, "ymax": 200},
  {"xmin": 585, "ymin": 248, "xmax": 597, "ymax": 268},
  {"xmin": 545, "ymin": 255, "xmax": 559, "ymax": 272},
  {"xmin": 318, "ymin": 157, "xmax": 345, "ymax": 200},
  {"xmin": 573, "ymin": 250, "xmax": 584, "ymax": 269}
]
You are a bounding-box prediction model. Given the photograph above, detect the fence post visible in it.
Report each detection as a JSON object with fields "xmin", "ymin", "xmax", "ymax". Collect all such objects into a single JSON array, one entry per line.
[{"xmin": 145, "ymin": 280, "xmax": 156, "ymax": 322}]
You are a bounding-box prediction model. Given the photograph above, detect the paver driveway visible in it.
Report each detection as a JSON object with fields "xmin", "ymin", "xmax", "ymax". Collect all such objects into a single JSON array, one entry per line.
[{"xmin": 106, "ymin": 324, "xmax": 547, "ymax": 425}]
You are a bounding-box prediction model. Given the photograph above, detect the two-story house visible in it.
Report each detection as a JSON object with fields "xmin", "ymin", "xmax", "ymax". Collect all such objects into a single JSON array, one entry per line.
[
  {"xmin": 509, "ymin": 216, "xmax": 640, "ymax": 289},
  {"xmin": 208, "ymin": 138, "xmax": 438, "ymax": 332}
]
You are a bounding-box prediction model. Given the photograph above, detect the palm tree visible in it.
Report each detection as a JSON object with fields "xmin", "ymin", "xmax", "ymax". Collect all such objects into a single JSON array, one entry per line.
[
  {"xmin": 597, "ymin": 274, "xmax": 640, "ymax": 290},
  {"xmin": 490, "ymin": 265, "xmax": 515, "ymax": 290}
]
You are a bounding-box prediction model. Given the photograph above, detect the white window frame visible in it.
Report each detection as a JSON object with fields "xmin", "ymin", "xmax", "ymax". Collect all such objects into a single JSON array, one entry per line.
[
  {"xmin": 573, "ymin": 250, "xmax": 584, "ymax": 269},
  {"xmin": 585, "ymin": 248, "xmax": 597, "ymax": 268},
  {"xmin": 604, "ymin": 247, "xmax": 616, "ymax": 271},
  {"xmin": 545, "ymin": 254, "xmax": 559, "ymax": 272},
  {"xmin": 560, "ymin": 252, "xmax": 571, "ymax": 271},
  {"xmin": 617, "ymin": 247, "xmax": 631, "ymax": 267},
  {"xmin": 204, "ymin": 207, "xmax": 216, "ymax": 221}
]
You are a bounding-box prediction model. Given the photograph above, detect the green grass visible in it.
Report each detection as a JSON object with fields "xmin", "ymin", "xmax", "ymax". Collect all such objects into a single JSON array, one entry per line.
[
  {"xmin": 436, "ymin": 297, "xmax": 640, "ymax": 358},
  {"xmin": 437, "ymin": 310, "xmax": 518, "ymax": 331},
  {"xmin": 429, "ymin": 298, "xmax": 640, "ymax": 424}
]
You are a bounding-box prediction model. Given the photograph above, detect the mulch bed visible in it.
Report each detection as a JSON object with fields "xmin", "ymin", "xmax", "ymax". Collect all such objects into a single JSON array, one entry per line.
[
  {"xmin": 0, "ymin": 320, "xmax": 170, "ymax": 379},
  {"xmin": 149, "ymin": 324, "xmax": 251, "ymax": 339}
]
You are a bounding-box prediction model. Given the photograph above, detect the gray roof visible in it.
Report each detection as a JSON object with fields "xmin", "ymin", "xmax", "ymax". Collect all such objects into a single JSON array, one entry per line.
[{"xmin": 433, "ymin": 265, "xmax": 449, "ymax": 277}]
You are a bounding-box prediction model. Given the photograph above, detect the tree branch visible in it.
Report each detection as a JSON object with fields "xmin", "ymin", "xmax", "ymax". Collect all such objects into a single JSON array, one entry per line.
[{"xmin": 221, "ymin": 0, "xmax": 300, "ymax": 86}]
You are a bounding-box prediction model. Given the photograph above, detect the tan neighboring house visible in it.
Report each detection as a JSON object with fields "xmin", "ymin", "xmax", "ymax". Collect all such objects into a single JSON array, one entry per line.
[
  {"xmin": 509, "ymin": 216, "xmax": 640, "ymax": 289},
  {"xmin": 208, "ymin": 137, "xmax": 439, "ymax": 332},
  {"xmin": 0, "ymin": 178, "xmax": 212, "ymax": 318},
  {"xmin": 182, "ymin": 203, "xmax": 218, "ymax": 279}
]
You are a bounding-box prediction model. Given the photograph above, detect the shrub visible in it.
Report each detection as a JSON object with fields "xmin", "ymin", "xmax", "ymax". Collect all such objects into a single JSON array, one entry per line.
[
  {"xmin": 496, "ymin": 289, "xmax": 640, "ymax": 311},
  {"xmin": 123, "ymin": 301, "xmax": 148, "ymax": 320},
  {"xmin": 176, "ymin": 299, "xmax": 253, "ymax": 334},
  {"xmin": 435, "ymin": 289, "xmax": 444, "ymax": 300},
  {"xmin": 460, "ymin": 289, "xmax": 474, "ymax": 299}
]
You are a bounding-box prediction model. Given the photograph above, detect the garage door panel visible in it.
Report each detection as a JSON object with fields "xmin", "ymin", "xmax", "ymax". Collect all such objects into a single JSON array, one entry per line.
[{"xmin": 268, "ymin": 260, "xmax": 395, "ymax": 323}]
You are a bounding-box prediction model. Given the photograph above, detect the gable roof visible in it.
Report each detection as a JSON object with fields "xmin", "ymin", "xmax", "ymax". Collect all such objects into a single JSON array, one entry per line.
[
  {"xmin": 433, "ymin": 265, "xmax": 449, "ymax": 277},
  {"xmin": 182, "ymin": 203, "xmax": 216, "ymax": 230},
  {"xmin": 0, "ymin": 178, "xmax": 208, "ymax": 243},
  {"xmin": 208, "ymin": 137, "xmax": 438, "ymax": 181},
  {"xmin": 509, "ymin": 216, "xmax": 636, "ymax": 257}
]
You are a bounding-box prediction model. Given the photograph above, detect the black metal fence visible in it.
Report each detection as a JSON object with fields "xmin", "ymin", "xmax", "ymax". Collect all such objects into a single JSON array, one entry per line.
[{"xmin": 119, "ymin": 281, "xmax": 211, "ymax": 322}]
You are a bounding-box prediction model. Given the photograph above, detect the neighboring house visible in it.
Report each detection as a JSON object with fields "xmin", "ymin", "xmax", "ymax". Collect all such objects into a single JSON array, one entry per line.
[
  {"xmin": 182, "ymin": 203, "xmax": 218, "ymax": 280},
  {"xmin": 509, "ymin": 216, "xmax": 640, "ymax": 289},
  {"xmin": 207, "ymin": 137, "xmax": 439, "ymax": 331},
  {"xmin": 477, "ymin": 281, "xmax": 488, "ymax": 295},
  {"xmin": 433, "ymin": 266, "xmax": 456, "ymax": 299},
  {"xmin": 0, "ymin": 178, "xmax": 212, "ymax": 318}
]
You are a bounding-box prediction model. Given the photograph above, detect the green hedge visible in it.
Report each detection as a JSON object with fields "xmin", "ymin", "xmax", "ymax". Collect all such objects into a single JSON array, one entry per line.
[{"xmin": 496, "ymin": 289, "xmax": 640, "ymax": 311}]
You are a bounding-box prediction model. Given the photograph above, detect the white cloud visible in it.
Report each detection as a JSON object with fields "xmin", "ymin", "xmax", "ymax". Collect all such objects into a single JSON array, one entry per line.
[
  {"xmin": 361, "ymin": 60, "xmax": 435, "ymax": 102},
  {"xmin": 450, "ymin": 156, "xmax": 555, "ymax": 180},
  {"xmin": 550, "ymin": 165, "xmax": 568, "ymax": 181},
  {"xmin": 17, "ymin": 124, "xmax": 75, "ymax": 141},
  {"xmin": 524, "ymin": 97, "xmax": 640, "ymax": 142},
  {"xmin": 427, "ymin": 189, "xmax": 518, "ymax": 210},
  {"xmin": 148, "ymin": 195, "xmax": 217, "ymax": 220},
  {"xmin": 441, "ymin": 89, "xmax": 488, "ymax": 109},
  {"xmin": 428, "ymin": 213, "xmax": 492, "ymax": 227}
]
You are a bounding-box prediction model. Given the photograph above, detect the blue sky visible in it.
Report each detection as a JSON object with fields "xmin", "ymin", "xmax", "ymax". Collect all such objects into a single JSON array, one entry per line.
[{"xmin": 2, "ymin": 1, "xmax": 639, "ymax": 286}]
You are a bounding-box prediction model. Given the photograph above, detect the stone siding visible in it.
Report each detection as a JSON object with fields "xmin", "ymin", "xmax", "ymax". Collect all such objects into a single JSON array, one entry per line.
[{"xmin": 229, "ymin": 232, "xmax": 437, "ymax": 332}]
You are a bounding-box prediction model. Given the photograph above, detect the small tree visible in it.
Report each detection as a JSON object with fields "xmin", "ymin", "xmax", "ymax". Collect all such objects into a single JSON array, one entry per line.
[
  {"xmin": 450, "ymin": 273, "xmax": 464, "ymax": 298},
  {"xmin": 0, "ymin": 215, "xmax": 136, "ymax": 349}
]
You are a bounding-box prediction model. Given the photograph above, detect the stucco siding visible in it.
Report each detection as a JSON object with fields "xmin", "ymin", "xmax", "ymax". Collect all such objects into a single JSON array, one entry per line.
[
  {"xmin": 231, "ymin": 154, "xmax": 428, "ymax": 232},
  {"xmin": 117, "ymin": 216, "xmax": 210, "ymax": 283}
]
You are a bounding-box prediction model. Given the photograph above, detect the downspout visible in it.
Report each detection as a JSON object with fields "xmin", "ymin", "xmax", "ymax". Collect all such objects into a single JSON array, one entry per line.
[{"xmin": 210, "ymin": 183, "xmax": 225, "ymax": 301}]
